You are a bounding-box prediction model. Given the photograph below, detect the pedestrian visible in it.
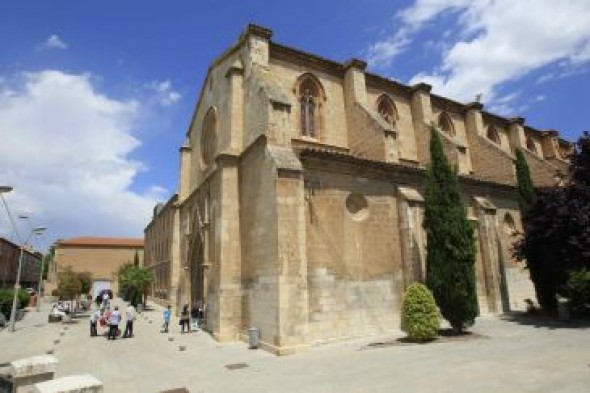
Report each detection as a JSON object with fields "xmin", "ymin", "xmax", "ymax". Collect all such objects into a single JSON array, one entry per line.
[
  {"xmin": 107, "ymin": 306, "xmax": 121, "ymax": 340},
  {"xmin": 102, "ymin": 291, "xmax": 110, "ymax": 309},
  {"xmin": 162, "ymin": 305, "xmax": 171, "ymax": 333},
  {"xmin": 190, "ymin": 303, "xmax": 200, "ymax": 332},
  {"xmin": 90, "ymin": 308, "xmax": 100, "ymax": 337},
  {"xmin": 180, "ymin": 304, "xmax": 190, "ymax": 333},
  {"xmin": 123, "ymin": 303, "xmax": 136, "ymax": 338}
]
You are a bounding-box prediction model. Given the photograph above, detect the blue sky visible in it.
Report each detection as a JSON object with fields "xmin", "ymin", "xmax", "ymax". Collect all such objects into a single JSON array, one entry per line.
[{"xmin": 0, "ymin": 0, "xmax": 589, "ymax": 250}]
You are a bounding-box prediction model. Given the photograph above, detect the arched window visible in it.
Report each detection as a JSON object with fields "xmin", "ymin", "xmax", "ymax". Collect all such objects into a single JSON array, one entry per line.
[
  {"xmin": 201, "ymin": 107, "xmax": 217, "ymax": 167},
  {"xmin": 487, "ymin": 126, "xmax": 501, "ymax": 145},
  {"xmin": 526, "ymin": 136, "xmax": 538, "ymax": 154},
  {"xmin": 503, "ymin": 213, "xmax": 517, "ymax": 236},
  {"xmin": 438, "ymin": 112, "xmax": 455, "ymax": 136},
  {"xmin": 376, "ymin": 94, "xmax": 398, "ymax": 126},
  {"xmin": 295, "ymin": 74, "xmax": 325, "ymax": 139}
]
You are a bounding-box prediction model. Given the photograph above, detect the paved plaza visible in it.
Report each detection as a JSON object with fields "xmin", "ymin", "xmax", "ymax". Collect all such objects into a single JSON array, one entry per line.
[{"xmin": 1, "ymin": 299, "xmax": 589, "ymax": 393}]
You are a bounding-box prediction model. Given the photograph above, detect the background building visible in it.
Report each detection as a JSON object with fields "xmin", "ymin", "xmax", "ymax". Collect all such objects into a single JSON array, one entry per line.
[
  {"xmin": 52, "ymin": 237, "xmax": 144, "ymax": 296},
  {"xmin": 0, "ymin": 237, "xmax": 42, "ymax": 290},
  {"xmin": 144, "ymin": 196, "xmax": 178, "ymax": 308},
  {"xmin": 145, "ymin": 24, "xmax": 573, "ymax": 354}
]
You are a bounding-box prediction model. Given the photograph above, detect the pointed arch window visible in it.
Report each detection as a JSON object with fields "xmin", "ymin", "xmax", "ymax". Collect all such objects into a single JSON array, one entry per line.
[
  {"xmin": 487, "ymin": 126, "xmax": 501, "ymax": 145},
  {"xmin": 201, "ymin": 107, "xmax": 217, "ymax": 167},
  {"xmin": 295, "ymin": 74, "xmax": 325, "ymax": 139},
  {"xmin": 438, "ymin": 112, "xmax": 455, "ymax": 136},
  {"xmin": 376, "ymin": 95, "xmax": 398, "ymax": 126},
  {"xmin": 526, "ymin": 136, "xmax": 538, "ymax": 154}
]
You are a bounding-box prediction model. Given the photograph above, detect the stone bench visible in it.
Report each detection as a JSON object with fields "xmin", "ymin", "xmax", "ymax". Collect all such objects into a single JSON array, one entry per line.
[
  {"xmin": 10, "ymin": 355, "xmax": 58, "ymax": 393},
  {"xmin": 34, "ymin": 375, "xmax": 102, "ymax": 393}
]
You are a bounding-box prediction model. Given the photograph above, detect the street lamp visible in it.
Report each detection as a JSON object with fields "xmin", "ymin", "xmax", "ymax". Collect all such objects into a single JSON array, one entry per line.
[
  {"xmin": 8, "ymin": 226, "xmax": 46, "ymax": 331},
  {"xmin": 18, "ymin": 215, "xmax": 48, "ymax": 312}
]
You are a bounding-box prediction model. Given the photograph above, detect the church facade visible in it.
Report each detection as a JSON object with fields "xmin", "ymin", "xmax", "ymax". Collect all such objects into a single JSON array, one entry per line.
[{"xmin": 143, "ymin": 24, "xmax": 572, "ymax": 354}]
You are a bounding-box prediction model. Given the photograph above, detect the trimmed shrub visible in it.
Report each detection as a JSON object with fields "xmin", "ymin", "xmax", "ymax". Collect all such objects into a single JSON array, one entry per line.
[
  {"xmin": 0, "ymin": 289, "xmax": 30, "ymax": 319},
  {"xmin": 401, "ymin": 283, "xmax": 440, "ymax": 342}
]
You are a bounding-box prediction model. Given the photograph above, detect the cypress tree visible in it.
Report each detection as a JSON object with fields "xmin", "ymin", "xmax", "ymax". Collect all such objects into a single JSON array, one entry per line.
[
  {"xmin": 515, "ymin": 148, "xmax": 535, "ymax": 214},
  {"xmin": 424, "ymin": 127, "xmax": 478, "ymax": 333}
]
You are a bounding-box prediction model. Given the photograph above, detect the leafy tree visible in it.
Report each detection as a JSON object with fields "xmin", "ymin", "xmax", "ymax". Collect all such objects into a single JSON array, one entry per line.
[
  {"xmin": 0, "ymin": 289, "xmax": 30, "ymax": 318},
  {"xmin": 57, "ymin": 265, "xmax": 81, "ymax": 300},
  {"xmin": 118, "ymin": 264, "xmax": 154, "ymax": 307},
  {"xmin": 42, "ymin": 246, "xmax": 55, "ymax": 280},
  {"xmin": 515, "ymin": 132, "xmax": 590, "ymax": 310},
  {"xmin": 76, "ymin": 272, "xmax": 93, "ymax": 295},
  {"xmin": 424, "ymin": 127, "xmax": 478, "ymax": 333},
  {"xmin": 515, "ymin": 148, "xmax": 535, "ymax": 214}
]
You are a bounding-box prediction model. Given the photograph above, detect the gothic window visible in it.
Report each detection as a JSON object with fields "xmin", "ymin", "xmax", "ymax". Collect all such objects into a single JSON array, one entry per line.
[
  {"xmin": 487, "ymin": 126, "xmax": 501, "ymax": 145},
  {"xmin": 201, "ymin": 107, "xmax": 217, "ymax": 167},
  {"xmin": 503, "ymin": 213, "xmax": 517, "ymax": 236},
  {"xmin": 376, "ymin": 94, "xmax": 398, "ymax": 126},
  {"xmin": 295, "ymin": 73, "xmax": 325, "ymax": 139},
  {"xmin": 438, "ymin": 112, "xmax": 455, "ymax": 136},
  {"xmin": 526, "ymin": 136, "xmax": 538, "ymax": 154}
]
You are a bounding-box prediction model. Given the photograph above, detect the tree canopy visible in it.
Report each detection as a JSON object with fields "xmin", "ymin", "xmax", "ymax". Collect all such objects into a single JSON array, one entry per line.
[{"xmin": 515, "ymin": 132, "xmax": 590, "ymax": 311}]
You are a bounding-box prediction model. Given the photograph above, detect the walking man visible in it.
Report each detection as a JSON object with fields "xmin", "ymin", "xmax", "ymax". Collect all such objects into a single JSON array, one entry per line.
[
  {"xmin": 162, "ymin": 305, "xmax": 171, "ymax": 333},
  {"xmin": 90, "ymin": 308, "xmax": 100, "ymax": 337},
  {"xmin": 123, "ymin": 303, "xmax": 136, "ymax": 338},
  {"xmin": 107, "ymin": 306, "xmax": 121, "ymax": 340}
]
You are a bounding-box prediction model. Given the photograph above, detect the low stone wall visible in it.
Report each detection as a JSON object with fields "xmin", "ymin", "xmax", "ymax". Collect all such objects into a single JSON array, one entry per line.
[
  {"xmin": 10, "ymin": 355, "xmax": 58, "ymax": 393},
  {"xmin": 505, "ymin": 265, "xmax": 536, "ymax": 311},
  {"xmin": 34, "ymin": 375, "xmax": 102, "ymax": 393}
]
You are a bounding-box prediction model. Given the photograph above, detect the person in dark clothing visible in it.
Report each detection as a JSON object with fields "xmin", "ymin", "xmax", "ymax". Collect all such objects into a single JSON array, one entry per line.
[
  {"xmin": 190, "ymin": 303, "xmax": 200, "ymax": 331},
  {"xmin": 180, "ymin": 304, "xmax": 190, "ymax": 333}
]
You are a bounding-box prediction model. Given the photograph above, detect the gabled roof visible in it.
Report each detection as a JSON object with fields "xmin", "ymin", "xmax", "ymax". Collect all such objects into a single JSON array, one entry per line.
[{"xmin": 56, "ymin": 237, "xmax": 144, "ymax": 248}]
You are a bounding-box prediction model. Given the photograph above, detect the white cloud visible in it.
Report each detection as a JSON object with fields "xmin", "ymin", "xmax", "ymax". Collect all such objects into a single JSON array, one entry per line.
[
  {"xmin": 147, "ymin": 79, "xmax": 181, "ymax": 106},
  {"xmin": 0, "ymin": 70, "xmax": 167, "ymax": 249},
  {"xmin": 368, "ymin": 0, "xmax": 590, "ymax": 105},
  {"xmin": 42, "ymin": 34, "xmax": 68, "ymax": 50}
]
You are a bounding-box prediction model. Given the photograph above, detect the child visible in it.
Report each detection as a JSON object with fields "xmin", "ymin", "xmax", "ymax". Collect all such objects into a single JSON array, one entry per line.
[{"xmin": 162, "ymin": 305, "xmax": 171, "ymax": 333}]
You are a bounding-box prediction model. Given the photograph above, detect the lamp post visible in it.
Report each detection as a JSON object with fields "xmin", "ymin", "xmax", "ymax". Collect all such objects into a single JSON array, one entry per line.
[
  {"xmin": 8, "ymin": 226, "xmax": 46, "ymax": 331},
  {"xmin": 19, "ymin": 214, "xmax": 48, "ymax": 312}
]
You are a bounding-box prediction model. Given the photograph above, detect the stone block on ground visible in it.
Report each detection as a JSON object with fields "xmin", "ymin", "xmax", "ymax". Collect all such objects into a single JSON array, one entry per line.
[
  {"xmin": 34, "ymin": 374, "xmax": 102, "ymax": 393},
  {"xmin": 10, "ymin": 355, "xmax": 58, "ymax": 393}
]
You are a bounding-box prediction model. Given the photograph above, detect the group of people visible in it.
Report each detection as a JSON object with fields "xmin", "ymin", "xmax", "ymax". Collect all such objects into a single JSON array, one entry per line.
[
  {"xmin": 90, "ymin": 301, "xmax": 136, "ymax": 340},
  {"xmin": 161, "ymin": 303, "xmax": 204, "ymax": 334}
]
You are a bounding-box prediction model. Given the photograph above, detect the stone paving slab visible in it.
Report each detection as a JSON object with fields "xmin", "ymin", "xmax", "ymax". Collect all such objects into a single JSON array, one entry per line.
[{"xmin": 2, "ymin": 298, "xmax": 589, "ymax": 392}]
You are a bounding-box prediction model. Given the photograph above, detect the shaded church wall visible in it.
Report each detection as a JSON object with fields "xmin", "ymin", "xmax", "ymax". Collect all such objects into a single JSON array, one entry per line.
[
  {"xmin": 304, "ymin": 170, "xmax": 403, "ymax": 343},
  {"xmin": 239, "ymin": 140, "xmax": 281, "ymax": 350}
]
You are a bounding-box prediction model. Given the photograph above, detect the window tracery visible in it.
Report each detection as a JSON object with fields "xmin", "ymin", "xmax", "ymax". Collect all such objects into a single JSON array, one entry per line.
[{"xmin": 438, "ymin": 112, "xmax": 455, "ymax": 136}]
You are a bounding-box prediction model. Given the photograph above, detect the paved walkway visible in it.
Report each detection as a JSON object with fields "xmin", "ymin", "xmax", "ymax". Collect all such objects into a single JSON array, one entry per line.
[{"xmin": 1, "ymin": 298, "xmax": 589, "ymax": 392}]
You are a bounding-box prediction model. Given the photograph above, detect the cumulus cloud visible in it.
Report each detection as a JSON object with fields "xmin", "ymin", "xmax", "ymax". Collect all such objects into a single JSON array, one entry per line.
[
  {"xmin": 42, "ymin": 34, "xmax": 68, "ymax": 50},
  {"xmin": 0, "ymin": 70, "xmax": 166, "ymax": 248},
  {"xmin": 147, "ymin": 79, "xmax": 181, "ymax": 106},
  {"xmin": 368, "ymin": 0, "xmax": 590, "ymax": 104}
]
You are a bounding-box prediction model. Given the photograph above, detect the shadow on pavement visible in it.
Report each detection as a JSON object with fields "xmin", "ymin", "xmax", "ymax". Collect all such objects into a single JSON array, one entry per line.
[{"xmin": 501, "ymin": 311, "xmax": 590, "ymax": 330}]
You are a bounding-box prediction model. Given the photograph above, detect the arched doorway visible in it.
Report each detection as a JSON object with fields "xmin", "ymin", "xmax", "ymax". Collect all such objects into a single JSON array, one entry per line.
[{"xmin": 189, "ymin": 232, "xmax": 205, "ymax": 307}]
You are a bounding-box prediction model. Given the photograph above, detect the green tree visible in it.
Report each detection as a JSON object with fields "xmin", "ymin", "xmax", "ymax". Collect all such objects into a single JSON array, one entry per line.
[
  {"xmin": 514, "ymin": 132, "xmax": 590, "ymax": 311},
  {"xmin": 42, "ymin": 246, "xmax": 55, "ymax": 280},
  {"xmin": 424, "ymin": 127, "xmax": 478, "ymax": 334},
  {"xmin": 76, "ymin": 272, "xmax": 93, "ymax": 295},
  {"xmin": 515, "ymin": 148, "xmax": 535, "ymax": 214},
  {"xmin": 57, "ymin": 265, "xmax": 81, "ymax": 300},
  {"xmin": 118, "ymin": 264, "xmax": 154, "ymax": 307}
]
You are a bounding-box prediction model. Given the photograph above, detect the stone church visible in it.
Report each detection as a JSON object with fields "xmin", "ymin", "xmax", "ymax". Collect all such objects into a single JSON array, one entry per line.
[{"xmin": 144, "ymin": 24, "xmax": 572, "ymax": 354}]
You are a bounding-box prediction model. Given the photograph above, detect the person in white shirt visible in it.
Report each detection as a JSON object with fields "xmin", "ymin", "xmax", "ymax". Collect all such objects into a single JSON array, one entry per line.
[
  {"xmin": 123, "ymin": 303, "xmax": 136, "ymax": 338},
  {"xmin": 107, "ymin": 306, "xmax": 121, "ymax": 340},
  {"xmin": 90, "ymin": 308, "xmax": 100, "ymax": 337}
]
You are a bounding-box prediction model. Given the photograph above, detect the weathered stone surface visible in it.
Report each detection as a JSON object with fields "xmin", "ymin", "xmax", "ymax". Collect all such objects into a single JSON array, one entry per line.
[{"xmin": 33, "ymin": 375, "xmax": 102, "ymax": 393}]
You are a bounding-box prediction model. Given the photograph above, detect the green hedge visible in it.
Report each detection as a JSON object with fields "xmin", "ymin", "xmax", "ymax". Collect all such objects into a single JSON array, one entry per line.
[
  {"xmin": 401, "ymin": 283, "xmax": 440, "ymax": 342},
  {"xmin": 0, "ymin": 289, "xmax": 30, "ymax": 319}
]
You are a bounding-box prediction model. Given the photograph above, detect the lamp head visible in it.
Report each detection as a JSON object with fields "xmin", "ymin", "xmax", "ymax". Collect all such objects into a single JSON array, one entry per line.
[{"xmin": 0, "ymin": 186, "xmax": 13, "ymax": 193}]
